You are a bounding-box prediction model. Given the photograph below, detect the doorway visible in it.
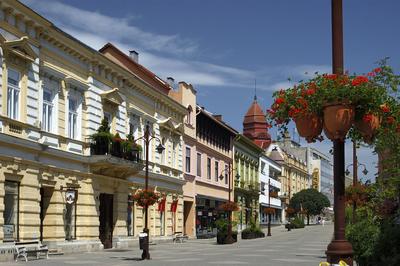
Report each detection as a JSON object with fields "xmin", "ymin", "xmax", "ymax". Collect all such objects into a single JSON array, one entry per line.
[
  {"xmin": 99, "ymin": 193, "xmax": 113, "ymax": 249},
  {"xmin": 40, "ymin": 187, "xmax": 54, "ymax": 242},
  {"xmin": 183, "ymin": 201, "xmax": 194, "ymax": 236}
]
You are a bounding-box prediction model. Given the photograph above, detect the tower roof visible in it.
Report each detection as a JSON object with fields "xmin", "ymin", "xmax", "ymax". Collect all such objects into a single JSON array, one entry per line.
[
  {"xmin": 242, "ymin": 98, "xmax": 271, "ymax": 149},
  {"xmin": 243, "ymin": 99, "xmax": 267, "ymax": 124}
]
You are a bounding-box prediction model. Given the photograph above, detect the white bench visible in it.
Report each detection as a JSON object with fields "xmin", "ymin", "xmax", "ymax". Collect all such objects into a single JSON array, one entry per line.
[
  {"xmin": 172, "ymin": 232, "xmax": 188, "ymax": 243},
  {"xmin": 14, "ymin": 241, "xmax": 49, "ymax": 262}
]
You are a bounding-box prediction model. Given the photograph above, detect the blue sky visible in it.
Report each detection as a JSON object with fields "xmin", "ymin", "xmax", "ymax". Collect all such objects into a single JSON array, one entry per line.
[{"xmin": 22, "ymin": 0, "xmax": 400, "ymax": 181}]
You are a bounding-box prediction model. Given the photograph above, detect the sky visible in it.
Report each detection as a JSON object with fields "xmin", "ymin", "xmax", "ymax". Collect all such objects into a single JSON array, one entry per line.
[{"xmin": 22, "ymin": 0, "xmax": 400, "ymax": 182}]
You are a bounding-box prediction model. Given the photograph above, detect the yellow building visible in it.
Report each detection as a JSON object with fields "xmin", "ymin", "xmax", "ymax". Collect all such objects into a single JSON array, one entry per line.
[
  {"xmin": 233, "ymin": 134, "xmax": 264, "ymax": 229},
  {"xmin": 267, "ymin": 137, "xmax": 309, "ymax": 222},
  {"xmin": 0, "ymin": 0, "xmax": 187, "ymax": 258}
]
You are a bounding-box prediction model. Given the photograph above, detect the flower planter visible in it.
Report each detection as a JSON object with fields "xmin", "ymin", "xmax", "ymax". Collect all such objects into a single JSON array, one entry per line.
[
  {"xmin": 294, "ymin": 113, "xmax": 323, "ymax": 143},
  {"xmin": 355, "ymin": 114, "xmax": 381, "ymax": 143},
  {"xmin": 216, "ymin": 232, "xmax": 237, "ymax": 244},
  {"xmin": 323, "ymin": 103, "xmax": 355, "ymax": 140},
  {"xmin": 241, "ymin": 231, "xmax": 265, "ymax": 239}
]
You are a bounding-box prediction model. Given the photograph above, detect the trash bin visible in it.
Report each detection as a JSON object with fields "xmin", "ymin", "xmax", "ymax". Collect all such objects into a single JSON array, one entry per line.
[{"xmin": 139, "ymin": 232, "xmax": 148, "ymax": 250}]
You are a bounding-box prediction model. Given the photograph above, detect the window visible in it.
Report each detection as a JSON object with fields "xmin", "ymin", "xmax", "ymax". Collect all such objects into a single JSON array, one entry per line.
[
  {"xmin": 215, "ymin": 161, "xmax": 219, "ymax": 182},
  {"xmin": 196, "ymin": 153, "xmax": 202, "ymax": 176},
  {"xmin": 7, "ymin": 68, "xmax": 20, "ymax": 120},
  {"xmin": 4, "ymin": 181, "xmax": 19, "ymax": 241},
  {"xmin": 172, "ymin": 142, "xmax": 177, "ymax": 168},
  {"xmin": 42, "ymin": 89, "xmax": 53, "ymax": 132},
  {"xmin": 68, "ymin": 98, "xmax": 78, "ymax": 139},
  {"xmin": 104, "ymin": 112, "xmax": 112, "ymax": 129},
  {"xmin": 261, "ymin": 162, "xmax": 266, "ymax": 175},
  {"xmin": 207, "ymin": 158, "xmax": 211, "ymax": 179},
  {"xmin": 225, "ymin": 165, "xmax": 228, "ymax": 185},
  {"xmin": 185, "ymin": 147, "xmax": 191, "ymax": 173},
  {"xmin": 260, "ymin": 182, "xmax": 266, "ymax": 195},
  {"xmin": 160, "ymin": 138, "xmax": 166, "ymax": 164},
  {"xmin": 186, "ymin": 105, "xmax": 193, "ymax": 125}
]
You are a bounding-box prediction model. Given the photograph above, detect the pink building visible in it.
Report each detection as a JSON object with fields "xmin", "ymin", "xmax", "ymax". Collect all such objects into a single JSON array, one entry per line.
[{"xmin": 170, "ymin": 83, "xmax": 237, "ymax": 238}]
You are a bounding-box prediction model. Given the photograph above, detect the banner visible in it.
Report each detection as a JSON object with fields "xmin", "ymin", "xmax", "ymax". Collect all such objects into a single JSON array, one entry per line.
[
  {"xmin": 158, "ymin": 198, "xmax": 166, "ymax": 212},
  {"xmin": 170, "ymin": 200, "xmax": 178, "ymax": 213}
]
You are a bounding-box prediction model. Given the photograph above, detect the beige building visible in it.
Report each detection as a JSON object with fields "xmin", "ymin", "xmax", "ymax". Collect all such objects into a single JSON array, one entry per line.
[
  {"xmin": 0, "ymin": 0, "xmax": 187, "ymax": 259},
  {"xmin": 170, "ymin": 82, "xmax": 237, "ymax": 238},
  {"xmin": 267, "ymin": 137, "xmax": 309, "ymax": 222}
]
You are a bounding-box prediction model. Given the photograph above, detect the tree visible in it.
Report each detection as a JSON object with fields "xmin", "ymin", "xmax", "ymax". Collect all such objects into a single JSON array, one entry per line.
[{"xmin": 289, "ymin": 188, "xmax": 330, "ymax": 225}]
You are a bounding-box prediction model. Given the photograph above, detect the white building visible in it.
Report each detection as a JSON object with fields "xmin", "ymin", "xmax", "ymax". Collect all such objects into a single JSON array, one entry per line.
[
  {"xmin": 259, "ymin": 154, "xmax": 282, "ymax": 224},
  {"xmin": 307, "ymin": 147, "xmax": 334, "ymax": 205}
]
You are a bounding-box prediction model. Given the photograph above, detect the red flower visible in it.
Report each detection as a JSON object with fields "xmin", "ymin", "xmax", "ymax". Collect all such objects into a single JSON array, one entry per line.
[
  {"xmin": 305, "ymin": 89, "xmax": 315, "ymax": 95},
  {"xmin": 351, "ymin": 76, "xmax": 369, "ymax": 86},
  {"xmin": 373, "ymin": 67, "xmax": 382, "ymax": 73},
  {"xmin": 367, "ymin": 72, "xmax": 376, "ymax": 77},
  {"xmin": 363, "ymin": 113, "xmax": 373, "ymax": 123},
  {"xmin": 387, "ymin": 116, "xmax": 395, "ymax": 124},
  {"xmin": 325, "ymin": 74, "xmax": 338, "ymax": 80},
  {"xmin": 275, "ymin": 98, "xmax": 285, "ymax": 105},
  {"xmin": 380, "ymin": 104, "xmax": 390, "ymax": 113}
]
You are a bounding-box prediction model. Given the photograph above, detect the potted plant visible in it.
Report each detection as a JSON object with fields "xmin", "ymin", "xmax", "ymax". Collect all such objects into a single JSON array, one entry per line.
[
  {"xmin": 241, "ymin": 220, "xmax": 265, "ymax": 239},
  {"xmin": 111, "ymin": 133, "xmax": 123, "ymax": 157},
  {"xmin": 215, "ymin": 219, "xmax": 238, "ymax": 244},
  {"xmin": 267, "ymin": 62, "xmax": 394, "ymax": 143},
  {"xmin": 132, "ymin": 188, "xmax": 160, "ymax": 207},
  {"xmin": 90, "ymin": 119, "xmax": 112, "ymax": 155}
]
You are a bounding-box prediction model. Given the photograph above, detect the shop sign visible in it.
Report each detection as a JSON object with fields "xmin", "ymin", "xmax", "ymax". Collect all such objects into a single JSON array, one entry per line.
[
  {"xmin": 197, "ymin": 211, "xmax": 202, "ymax": 216},
  {"xmin": 208, "ymin": 212, "xmax": 213, "ymax": 217},
  {"xmin": 66, "ymin": 190, "xmax": 76, "ymax": 205},
  {"xmin": 3, "ymin": 224, "xmax": 14, "ymax": 240}
]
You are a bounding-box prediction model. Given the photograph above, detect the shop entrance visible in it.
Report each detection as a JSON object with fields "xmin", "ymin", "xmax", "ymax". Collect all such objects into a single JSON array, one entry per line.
[
  {"xmin": 40, "ymin": 187, "xmax": 54, "ymax": 242},
  {"xmin": 99, "ymin": 193, "xmax": 113, "ymax": 249},
  {"xmin": 183, "ymin": 201, "xmax": 194, "ymax": 236}
]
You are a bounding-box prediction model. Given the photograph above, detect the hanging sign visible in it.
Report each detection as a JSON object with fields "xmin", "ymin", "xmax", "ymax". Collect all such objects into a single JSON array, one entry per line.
[
  {"xmin": 65, "ymin": 190, "xmax": 76, "ymax": 204},
  {"xmin": 170, "ymin": 200, "xmax": 178, "ymax": 213}
]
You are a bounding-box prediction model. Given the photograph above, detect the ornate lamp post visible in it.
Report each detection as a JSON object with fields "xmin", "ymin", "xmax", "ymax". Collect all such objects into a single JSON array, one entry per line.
[
  {"xmin": 219, "ymin": 164, "xmax": 240, "ymax": 244},
  {"xmin": 132, "ymin": 122, "xmax": 165, "ymax": 260},
  {"xmin": 345, "ymin": 143, "xmax": 368, "ymax": 224},
  {"xmin": 326, "ymin": 0, "xmax": 354, "ymax": 264}
]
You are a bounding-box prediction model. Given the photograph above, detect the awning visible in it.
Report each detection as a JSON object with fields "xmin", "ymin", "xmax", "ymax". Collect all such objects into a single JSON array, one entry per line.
[{"xmin": 260, "ymin": 203, "xmax": 283, "ymax": 209}]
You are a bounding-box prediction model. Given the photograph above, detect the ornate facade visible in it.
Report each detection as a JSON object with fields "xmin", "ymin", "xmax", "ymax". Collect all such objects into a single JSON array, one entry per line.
[{"xmin": 0, "ymin": 0, "xmax": 187, "ymax": 258}]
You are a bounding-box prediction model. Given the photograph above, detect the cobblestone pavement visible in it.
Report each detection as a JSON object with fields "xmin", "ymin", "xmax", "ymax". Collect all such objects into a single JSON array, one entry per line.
[{"xmin": 5, "ymin": 223, "xmax": 333, "ymax": 266}]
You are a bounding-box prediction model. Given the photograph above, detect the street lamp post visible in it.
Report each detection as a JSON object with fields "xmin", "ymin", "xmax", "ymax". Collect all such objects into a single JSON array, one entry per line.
[
  {"xmin": 132, "ymin": 122, "xmax": 165, "ymax": 260},
  {"xmin": 345, "ymin": 142, "xmax": 368, "ymax": 224},
  {"xmin": 326, "ymin": 0, "xmax": 354, "ymax": 264},
  {"xmin": 219, "ymin": 164, "xmax": 240, "ymax": 244}
]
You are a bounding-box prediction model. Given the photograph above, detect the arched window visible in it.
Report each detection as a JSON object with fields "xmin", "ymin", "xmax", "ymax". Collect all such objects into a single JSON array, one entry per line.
[{"xmin": 186, "ymin": 105, "xmax": 193, "ymax": 125}]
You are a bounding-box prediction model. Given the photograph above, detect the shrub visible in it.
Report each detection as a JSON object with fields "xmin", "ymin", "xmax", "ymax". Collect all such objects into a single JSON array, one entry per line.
[{"xmin": 290, "ymin": 216, "xmax": 305, "ymax": 228}]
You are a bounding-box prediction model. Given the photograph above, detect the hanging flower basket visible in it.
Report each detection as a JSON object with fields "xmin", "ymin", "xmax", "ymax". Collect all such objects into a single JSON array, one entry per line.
[
  {"xmin": 355, "ymin": 113, "xmax": 381, "ymax": 144},
  {"xmin": 293, "ymin": 113, "xmax": 323, "ymax": 143},
  {"xmin": 269, "ymin": 191, "xmax": 279, "ymax": 198},
  {"xmin": 132, "ymin": 188, "xmax": 160, "ymax": 207},
  {"xmin": 323, "ymin": 103, "xmax": 355, "ymax": 141},
  {"xmin": 345, "ymin": 182, "xmax": 368, "ymax": 206},
  {"xmin": 218, "ymin": 201, "xmax": 239, "ymax": 211},
  {"xmin": 264, "ymin": 207, "xmax": 276, "ymax": 215}
]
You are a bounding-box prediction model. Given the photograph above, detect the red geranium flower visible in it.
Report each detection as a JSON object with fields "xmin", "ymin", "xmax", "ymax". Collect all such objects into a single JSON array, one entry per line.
[
  {"xmin": 325, "ymin": 74, "xmax": 338, "ymax": 80},
  {"xmin": 380, "ymin": 104, "xmax": 390, "ymax": 113},
  {"xmin": 363, "ymin": 113, "xmax": 373, "ymax": 123},
  {"xmin": 351, "ymin": 76, "xmax": 369, "ymax": 86},
  {"xmin": 373, "ymin": 67, "xmax": 382, "ymax": 73},
  {"xmin": 387, "ymin": 116, "xmax": 395, "ymax": 124},
  {"xmin": 275, "ymin": 98, "xmax": 285, "ymax": 105}
]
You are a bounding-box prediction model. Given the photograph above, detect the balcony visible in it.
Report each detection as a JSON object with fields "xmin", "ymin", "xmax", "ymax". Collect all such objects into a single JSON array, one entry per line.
[{"xmin": 89, "ymin": 140, "xmax": 144, "ymax": 178}]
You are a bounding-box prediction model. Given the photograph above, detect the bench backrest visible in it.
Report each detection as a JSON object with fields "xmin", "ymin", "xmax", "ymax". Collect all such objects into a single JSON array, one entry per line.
[{"xmin": 15, "ymin": 241, "xmax": 41, "ymax": 251}]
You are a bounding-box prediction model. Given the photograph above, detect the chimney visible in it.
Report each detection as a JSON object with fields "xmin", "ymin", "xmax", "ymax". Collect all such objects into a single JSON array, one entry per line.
[
  {"xmin": 213, "ymin": 115, "xmax": 222, "ymax": 121},
  {"xmin": 129, "ymin": 50, "xmax": 138, "ymax": 63},
  {"xmin": 166, "ymin": 77, "xmax": 175, "ymax": 88}
]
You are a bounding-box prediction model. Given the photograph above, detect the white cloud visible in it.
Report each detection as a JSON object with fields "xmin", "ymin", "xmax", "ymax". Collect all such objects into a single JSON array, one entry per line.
[{"xmin": 22, "ymin": 0, "xmax": 329, "ymax": 91}]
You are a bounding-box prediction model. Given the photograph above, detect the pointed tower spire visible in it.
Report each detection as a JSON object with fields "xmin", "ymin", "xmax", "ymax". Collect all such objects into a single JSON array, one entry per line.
[{"xmin": 254, "ymin": 79, "xmax": 257, "ymax": 101}]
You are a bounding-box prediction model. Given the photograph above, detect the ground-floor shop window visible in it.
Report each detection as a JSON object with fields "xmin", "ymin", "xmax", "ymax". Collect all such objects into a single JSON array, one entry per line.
[
  {"xmin": 4, "ymin": 181, "xmax": 19, "ymax": 242},
  {"xmin": 64, "ymin": 190, "xmax": 77, "ymax": 240}
]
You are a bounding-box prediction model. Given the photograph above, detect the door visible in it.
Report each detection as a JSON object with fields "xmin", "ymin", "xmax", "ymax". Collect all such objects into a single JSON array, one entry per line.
[
  {"xmin": 99, "ymin": 193, "xmax": 113, "ymax": 249},
  {"xmin": 40, "ymin": 187, "xmax": 53, "ymax": 242}
]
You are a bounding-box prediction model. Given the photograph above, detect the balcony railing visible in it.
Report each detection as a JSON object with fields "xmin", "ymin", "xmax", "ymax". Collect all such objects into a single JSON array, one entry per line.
[{"xmin": 90, "ymin": 140, "xmax": 141, "ymax": 163}]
